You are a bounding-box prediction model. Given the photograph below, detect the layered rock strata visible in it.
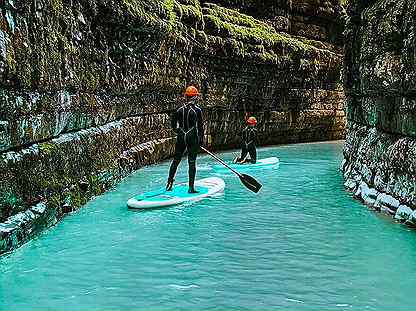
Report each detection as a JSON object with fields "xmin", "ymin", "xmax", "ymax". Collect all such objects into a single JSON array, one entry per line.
[
  {"xmin": 0, "ymin": 0, "xmax": 345, "ymax": 254},
  {"xmin": 342, "ymin": 0, "xmax": 416, "ymax": 224}
]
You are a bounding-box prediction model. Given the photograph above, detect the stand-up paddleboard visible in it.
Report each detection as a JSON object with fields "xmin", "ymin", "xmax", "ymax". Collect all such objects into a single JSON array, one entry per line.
[
  {"xmin": 212, "ymin": 157, "xmax": 279, "ymax": 172},
  {"xmin": 127, "ymin": 177, "xmax": 225, "ymax": 209}
]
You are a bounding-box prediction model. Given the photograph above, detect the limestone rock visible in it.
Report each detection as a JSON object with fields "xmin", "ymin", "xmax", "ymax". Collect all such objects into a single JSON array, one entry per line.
[
  {"xmin": 343, "ymin": 0, "xmax": 416, "ymax": 224},
  {"xmin": 355, "ymin": 181, "xmax": 379, "ymax": 207},
  {"xmin": 406, "ymin": 209, "xmax": 416, "ymax": 226},
  {"xmin": 374, "ymin": 193, "xmax": 400, "ymax": 215},
  {"xmin": 395, "ymin": 205, "xmax": 413, "ymax": 221}
]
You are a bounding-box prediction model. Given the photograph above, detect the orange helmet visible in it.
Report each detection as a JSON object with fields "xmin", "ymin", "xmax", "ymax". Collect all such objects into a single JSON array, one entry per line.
[
  {"xmin": 185, "ymin": 86, "xmax": 199, "ymax": 97},
  {"xmin": 247, "ymin": 116, "xmax": 257, "ymax": 125}
]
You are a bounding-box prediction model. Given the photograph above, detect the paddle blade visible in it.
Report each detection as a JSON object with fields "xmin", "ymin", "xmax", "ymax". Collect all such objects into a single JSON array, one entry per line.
[{"xmin": 239, "ymin": 173, "xmax": 262, "ymax": 193}]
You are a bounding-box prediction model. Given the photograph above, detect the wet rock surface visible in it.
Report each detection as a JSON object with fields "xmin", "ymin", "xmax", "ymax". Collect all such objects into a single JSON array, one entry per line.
[
  {"xmin": 0, "ymin": 0, "xmax": 345, "ymax": 254},
  {"xmin": 343, "ymin": 0, "xmax": 416, "ymax": 224}
]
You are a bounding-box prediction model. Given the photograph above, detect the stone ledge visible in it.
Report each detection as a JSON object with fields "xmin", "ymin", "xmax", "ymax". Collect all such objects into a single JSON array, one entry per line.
[
  {"xmin": 344, "ymin": 178, "xmax": 414, "ymax": 222},
  {"xmin": 0, "ymin": 137, "xmax": 175, "ymax": 255},
  {"xmin": 0, "ymin": 203, "xmax": 54, "ymax": 254}
]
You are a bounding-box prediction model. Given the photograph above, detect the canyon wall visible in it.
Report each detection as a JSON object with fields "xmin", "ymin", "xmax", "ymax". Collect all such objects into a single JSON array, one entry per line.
[
  {"xmin": 0, "ymin": 0, "xmax": 345, "ymax": 254},
  {"xmin": 342, "ymin": 0, "xmax": 416, "ymax": 224}
]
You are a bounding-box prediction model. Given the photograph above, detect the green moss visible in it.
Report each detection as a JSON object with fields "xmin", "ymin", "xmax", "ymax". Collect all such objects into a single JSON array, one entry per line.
[
  {"xmin": 71, "ymin": 192, "xmax": 83, "ymax": 208},
  {"xmin": 120, "ymin": 0, "xmax": 202, "ymax": 39},
  {"xmin": 79, "ymin": 64, "xmax": 101, "ymax": 91},
  {"xmin": 50, "ymin": 0, "xmax": 64, "ymax": 15},
  {"xmin": 165, "ymin": 0, "xmax": 176, "ymax": 31},
  {"xmin": 0, "ymin": 191, "xmax": 24, "ymax": 213},
  {"xmin": 122, "ymin": 0, "xmax": 166, "ymax": 26},
  {"xmin": 48, "ymin": 193, "xmax": 61, "ymax": 210},
  {"xmin": 88, "ymin": 175, "xmax": 103, "ymax": 196},
  {"xmin": 6, "ymin": 44, "xmax": 16, "ymax": 74},
  {"xmin": 13, "ymin": 30, "xmax": 33, "ymax": 88},
  {"xmin": 202, "ymin": 3, "xmax": 336, "ymax": 63},
  {"xmin": 180, "ymin": 3, "xmax": 202, "ymax": 22},
  {"xmin": 57, "ymin": 32, "xmax": 75, "ymax": 54},
  {"xmin": 39, "ymin": 142, "xmax": 57, "ymax": 156},
  {"xmin": 204, "ymin": 3, "xmax": 270, "ymax": 30}
]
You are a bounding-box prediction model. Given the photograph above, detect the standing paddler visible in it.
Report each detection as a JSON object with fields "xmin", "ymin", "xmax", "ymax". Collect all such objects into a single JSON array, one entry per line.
[{"xmin": 166, "ymin": 86, "xmax": 204, "ymax": 193}]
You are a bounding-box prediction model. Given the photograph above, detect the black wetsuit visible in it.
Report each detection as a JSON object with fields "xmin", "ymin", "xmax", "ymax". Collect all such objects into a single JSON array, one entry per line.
[
  {"xmin": 238, "ymin": 126, "xmax": 257, "ymax": 164},
  {"xmin": 168, "ymin": 100, "xmax": 204, "ymax": 189}
]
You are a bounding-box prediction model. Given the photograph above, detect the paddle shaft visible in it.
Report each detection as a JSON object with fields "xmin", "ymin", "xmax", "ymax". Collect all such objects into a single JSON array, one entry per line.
[
  {"xmin": 200, "ymin": 146, "xmax": 262, "ymax": 193},
  {"xmin": 200, "ymin": 146, "xmax": 242, "ymax": 177}
]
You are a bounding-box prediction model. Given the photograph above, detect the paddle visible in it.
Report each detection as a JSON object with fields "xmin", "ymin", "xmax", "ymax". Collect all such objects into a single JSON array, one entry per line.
[{"xmin": 200, "ymin": 146, "xmax": 262, "ymax": 193}]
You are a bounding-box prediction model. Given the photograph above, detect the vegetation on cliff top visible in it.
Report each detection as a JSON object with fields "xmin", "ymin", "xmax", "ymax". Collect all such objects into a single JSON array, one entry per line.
[
  {"xmin": 121, "ymin": 0, "xmax": 202, "ymax": 29},
  {"xmin": 202, "ymin": 3, "xmax": 339, "ymax": 62},
  {"xmin": 117, "ymin": 0, "xmax": 339, "ymax": 62}
]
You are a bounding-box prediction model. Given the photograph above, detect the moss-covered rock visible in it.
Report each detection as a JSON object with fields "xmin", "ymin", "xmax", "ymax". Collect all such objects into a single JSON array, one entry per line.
[
  {"xmin": 0, "ymin": 0, "xmax": 345, "ymax": 254},
  {"xmin": 343, "ymin": 0, "xmax": 416, "ymax": 222}
]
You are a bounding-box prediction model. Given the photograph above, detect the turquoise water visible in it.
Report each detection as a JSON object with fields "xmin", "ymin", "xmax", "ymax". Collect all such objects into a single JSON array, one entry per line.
[{"xmin": 1, "ymin": 141, "xmax": 416, "ymax": 311}]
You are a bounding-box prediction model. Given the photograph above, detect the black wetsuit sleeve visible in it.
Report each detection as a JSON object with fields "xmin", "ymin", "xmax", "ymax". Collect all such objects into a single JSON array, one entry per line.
[{"xmin": 252, "ymin": 129, "xmax": 257, "ymax": 145}]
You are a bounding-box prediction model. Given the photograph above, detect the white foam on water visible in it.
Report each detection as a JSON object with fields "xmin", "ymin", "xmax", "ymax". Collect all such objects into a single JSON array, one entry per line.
[
  {"xmin": 169, "ymin": 284, "xmax": 199, "ymax": 290},
  {"xmin": 285, "ymin": 298, "xmax": 304, "ymax": 304}
]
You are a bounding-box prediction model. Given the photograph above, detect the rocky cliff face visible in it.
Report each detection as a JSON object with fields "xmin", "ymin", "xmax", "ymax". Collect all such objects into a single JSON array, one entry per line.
[
  {"xmin": 0, "ymin": 0, "xmax": 345, "ymax": 254},
  {"xmin": 342, "ymin": 0, "xmax": 416, "ymax": 223}
]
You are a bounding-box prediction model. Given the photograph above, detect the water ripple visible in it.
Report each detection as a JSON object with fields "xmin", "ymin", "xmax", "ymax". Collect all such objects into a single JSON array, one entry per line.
[{"xmin": 1, "ymin": 142, "xmax": 416, "ymax": 311}]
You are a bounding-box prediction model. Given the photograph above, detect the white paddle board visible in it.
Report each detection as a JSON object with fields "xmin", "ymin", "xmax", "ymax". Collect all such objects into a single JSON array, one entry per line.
[
  {"xmin": 127, "ymin": 177, "xmax": 225, "ymax": 209},
  {"xmin": 212, "ymin": 157, "xmax": 279, "ymax": 172}
]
